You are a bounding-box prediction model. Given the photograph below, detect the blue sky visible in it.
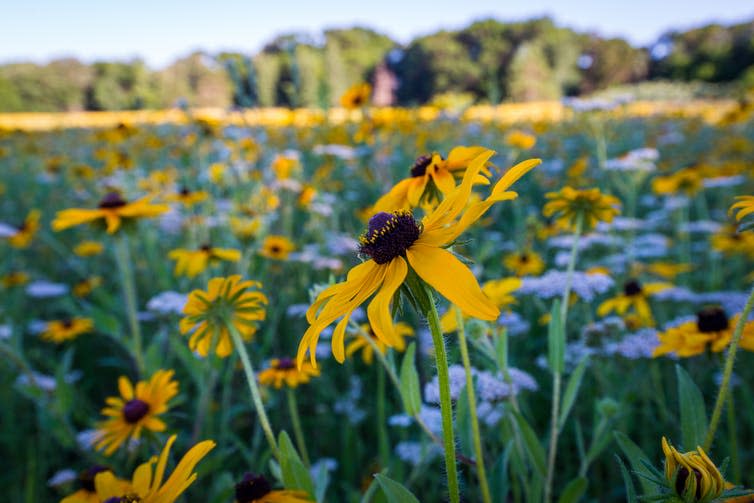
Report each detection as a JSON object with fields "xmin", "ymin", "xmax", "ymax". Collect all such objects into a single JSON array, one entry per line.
[{"xmin": 2, "ymin": 0, "xmax": 753, "ymax": 67}]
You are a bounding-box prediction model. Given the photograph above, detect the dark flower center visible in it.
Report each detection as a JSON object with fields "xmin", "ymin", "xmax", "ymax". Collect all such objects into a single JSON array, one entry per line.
[
  {"xmin": 359, "ymin": 211, "xmax": 420, "ymax": 265},
  {"xmin": 122, "ymin": 399, "xmax": 150, "ymax": 423},
  {"xmin": 98, "ymin": 192, "xmax": 127, "ymax": 209},
  {"xmin": 104, "ymin": 494, "xmax": 141, "ymax": 503},
  {"xmin": 235, "ymin": 472, "xmax": 272, "ymax": 502},
  {"xmin": 623, "ymin": 280, "xmax": 642, "ymax": 297},
  {"xmin": 410, "ymin": 155, "xmax": 433, "ymax": 177},
  {"xmin": 520, "ymin": 253, "xmax": 529, "ymax": 264},
  {"xmin": 696, "ymin": 307, "xmax": 729, "ymax": 333},
  {"xmin": 675, "ymin": 466, "xmax": 703, "ymax": 500},
  {"xmin": 270, "ymin": 245, "xmax": 282, "ymax": 254},
  {"xmin": 79, "ymin": 465, "xmax": 109, "ymax": 492},
  {"xmin": 275, "ymin": 357, "xmax": 296, "ymax": 370},
  {"xmin": 179, "ymin": 187, "xmax": 190, "ymax": 196},
  {"xmin": 200, "ymin": 243, "xmax": 212, "ymax": 252},
  {"xmin": 62, "ymin": 319, "xmax": 74, "ymax": 329}
]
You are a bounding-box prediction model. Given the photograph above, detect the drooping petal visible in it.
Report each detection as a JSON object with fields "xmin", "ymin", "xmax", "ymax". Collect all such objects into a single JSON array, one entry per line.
[{"xmin": 367, "ymin": 256, "xmax": 408, "ymax": 349}]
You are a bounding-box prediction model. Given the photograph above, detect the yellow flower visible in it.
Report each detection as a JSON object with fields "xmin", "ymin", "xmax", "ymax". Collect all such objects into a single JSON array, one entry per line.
[
  {"xmin": 643, "ymin": 261, "xmax": 693, "ymax": 280},
  {"xmin": 165, "ymin": 187, "xmax": 209, "ymax": 207},
  {"xmin": 260, "ymin": 235, "xmax": 295, "ymax": 261},
  {"xmin": 41, "ymin": 317, "xmax": 94, "ymax": 343},
  {"xmin": 297, "ymin": 151, "xmax": 540, "ymax": 367},
  {"xmin": 234, "ymin": 472, "xmax": 312, "ymax": 503},
  {"xmin": 1, "ymin": 271, "xmax": 29, "ymax": 287},
  {"xmin": 710, "ymin": 225, "xmax": 754, "ymax": 258},
  {"xmin": 372, "ymin": 146, "xmax": 493, "ymax": 213},
  {"xmin": 298, "ymin": 185, "xmax": 317, "ymax": 207},
  {"xmin": 208, "ymin": 162, "xmax": 227, "ymax": 184},
  {"xmin": 503, "ymin": 250, "xmax": 545, "ymax": 277},
  {"xmin": 74, "ymin": 240, "xmax": 105, "ymax": 257},
  {"xmin": 230, "ymin": 216, "xmax": 262, "ymax": 241},
  {"xmin": 271, "ymin": 155, "xmax": 299, "ymax": 181},
  {"xmin": 94, "ymin": 369, "xmax": 179, "ymax": 456},
  {"xmin": 543, "ymin": 186, "xmax": 621, "ymax": 231},
  {"xmin": 257, "ymin": 357, "xmax": 320, "ymax": 389},
  {"xmin": 179, "ymin": 276, "xmax": 267, "ymax": 358},
  {"xmin": 597, "ymin": 279, "xmax": 671, "ymax": 326},
  {"xmin": 52, "ymin": 192, "xmax": 169, "ymax": 234},
  {"xmin": 6, "ymin": 209, "xmax": 40, "ymax": 248},
  {"xmin": 654, "ymin": 307, "xmax": 754, "ymax": 357},
  {"xmin": 652, "ymin": 167, "xmax": 704, "ymax": 196},
  {"xmin": 440, "ymin": 277, "xmax": 521, "ymax": 333},
  {"xmin": 505, "ymin": 130, "xmax": 537, "ymax": 150},
  {"xmin": 92, "ymin": 434, "xmax": 215, "ymax": 503},
  {"xmin": 662, "ymin": 437, "xmax": 725, "ymax": 502},
  {"xmin": 168, "ymin": 245, "xmax": 241, "ymax": 278},
  {"xmin": 730, "ymin": 195, "xmax": 754, "ymax": 222},
  {"xmin": 73, "ymin": 276, "xmax": 103, "ymax": 297},
  {"xmin": 345, "ymin": 322, "xmax": 414, "ymax": 365},
  {"xmin": 340, "ymin": 83, "xmax": 371, "ymax": 109},
  {"xmin": 61, "ymin": 466, "xmax": 130, "ymax": 503}
]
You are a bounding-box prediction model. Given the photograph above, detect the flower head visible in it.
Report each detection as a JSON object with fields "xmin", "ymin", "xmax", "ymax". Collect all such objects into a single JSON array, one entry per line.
[
  {"xmin": 503, "ymin": 250, "xmax": 545, "ymax": 277},
  {"xmin": 4, "ymin": 209, "xmax": 40, "ymax": 248},
  {"xmin": 257, "ymin": 357, "xmax": 320, "ymax": 389},
  {"xmin": 94, "ymin": 369, "xmax": 179, "ymax": 456},
  {"xmin": 340, "ymin": 83, "xmax": 371, "ymax": 109},
  {"xmin": 168, "ymin": 245, "xmax": 241, "ymax": 278},
  {"xmin": 40, "ymin": 317, "xmax": 93, "ymax": 343},
  {"xmin": 234, "ymin": 472, "xmax": 312, "ymax": 503},
  {"xmin": 180, "ymin": 276, "xmax": 267, "ymax": 358},
  {"xmin": 730, "ymin": 195, "xmax": 754, "ymax": 223},
  {"xmin": 297, "ymin": 150, "xmax": 540, "ymax": 367},
  {"xmin": 345, "ymin": 322, "xmax": 414, "ymax": 364},
  {"xmin": 165, "ymin": 187, "xmax": 209, "ymax": 207},
  {"xmin": 260, "ymin": 235, "xmax": 295, "ymax": 261},
  {"xmin": 597, "ymin": 279, "xmax": 671, "ymax": 327},
  {"xmin": 74, "ymin": 240, "xmax": 105, "ymax": 257},
  {"xmin": 543, "ymin": 186, "xmax": 621, "ymax": 231},
  {"xmin": 662, "ymin": 437, "xmax": 725, "ymax": 502},
  {"xmin": 653, "ymin": 307, "xmax": 754, "ymax": 357},
  {"xmin": 52, "ymin": 191, "xmax": 169, "ymax": 234}
]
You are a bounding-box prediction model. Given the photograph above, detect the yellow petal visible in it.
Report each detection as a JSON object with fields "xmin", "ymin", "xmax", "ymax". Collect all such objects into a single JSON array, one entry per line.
[{"xmin": 367, "ymin": 256, "xmax": 408, "ymax": 349}]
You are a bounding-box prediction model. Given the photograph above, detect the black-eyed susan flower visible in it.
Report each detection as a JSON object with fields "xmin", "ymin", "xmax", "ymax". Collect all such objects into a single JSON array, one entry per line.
[
  {"xmin": 179, "ymin": 276, "xmax": 267, "ymax": 358},
  {"xmin": 94, "ymin": 369, "xmax": 179, "ymax": 455},
  {"xmin": 73, "ymin": 276, "xmax": 102, "ymax": 297},
  {"xmin": 52, "ymin": 191, "xmax": 169, "ymax": 234},
  {"xmin": 642, "ymin": 261, "xmax": 693, "ymax": 280},
  {"xmin": 340, "ymin": 83, "xmax": 371, "ymax": 109},
  {"xmin": 297, "ymin": 151, "xmax": 540, "ymax": 367},
  {"xmin": 230, "ymin": 216, "xmax": 262, "ymax": 242},
  {"xmin": 597, "ymin": 279, "xmax": 670, "ymax": 326},
  {"xmin": 3, "ymin": 209, "xmax": 40, "ymax": 248},
  {"xmin": 543, "ymin": 186, "xmax": 621, "ymax": 231},
  {"xmin": 661, "ymin": 437, "xmax": 725, "ymax": 502},
  {"xmin": 1, "ymin": 271, "xmax": 29, "ymax": 288},
  {"xmin": 503, "ymin": 250, "xmax": 545, "ymax": 277},
  {"xmin": 653, "ymin": 307, "xmax": 754, "ymax": 357},
  {"xmin": 710, "ymin": 224, "xmax": 754, "ymax": 258},
  {"xmin": 372, "ymin": 146, "xmax": 492, "ymax": 213},
  {"xmin": 165, "ymin": 187, "xmax": 209, "ymax": 207},
  {"xmin": 345, "ymin": 322, "xmax": 414, "ymax": 364},
  {"xmin": 257, "ymin": 357, "xmax": 320, "ymax": 389},
  {"xmin": 652, "ymin": 167, "xmax": 704, "ymax": 196},
  {"xmin": 168, "ymin": 245, "xmax": 241, "ymax": 278},
  {"xmin": 505, "ymin": 130, "xmax": 537, "ymax": 150},
  {"xmin": 260, "ymin": 235, "xmax": 295, "ymax": 261},
  {"xmin": 40, "ymin": 317, "xmax": 94, "ymax": 343},
  {"xmin": 730, "ymin": 195, "xmax": 754, "ymax": 222},
  {"xmin": 73, "ymin": 240, "xmax": 104, "ymax": 257},
  {"xmin": 440, "ymin": 277, "xmax": 521, "ymax": 333},
  {"xmin": 89, "ymin": 434, "xmax": 214, "ymax": 503},
  {"xmin": 234, "ymin": 472, "xmax": 312, "ymax": 503},
  {"xmin": 60, "ymin": 465, "xmax": 129, "ymax": 503}
]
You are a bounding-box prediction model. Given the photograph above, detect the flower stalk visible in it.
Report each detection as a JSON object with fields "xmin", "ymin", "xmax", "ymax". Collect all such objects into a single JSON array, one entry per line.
[
  {"xmin": 286, "ymin": 387, "xmax": 310, "ymax": 467},
  {"xmin": 113, "ymin": 234, "xmax": 145, "ymax": 375}
]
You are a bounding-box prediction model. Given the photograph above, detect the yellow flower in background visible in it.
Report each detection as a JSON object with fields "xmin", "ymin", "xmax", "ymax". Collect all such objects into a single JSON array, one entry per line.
[
  {"xmin": 234, "ymin": 472, "xmax": 313, "ymax": 503},
  {"xmin": 52, "ymin": 191, "xmax": 169, "ymax": 234},
  {"xmin": 505, "ymin": 130, "xmax": 537, "ymax": 150},
  {"xmin": 661, "ymin": 437, "xmax": 725, "ymax": 502},
  {"xmin": 74, "ymin": 240, "xmax": 104, "ymax": 257},
  {"xmin": 345, "ymin": 322, "xmax": 414, "ymax": 364},
  {"xmin": 94, "ymin": 369, "xmax": 179, "ymax": 456},
  {"xmin": 5, "ymin": 209, "xmax": 40, "ymax": 248},
  {"xmin": 503, "ymin": 250, "xmax": 545, "ymax": 277},
  {"xmin": 259, "ymin": 235, "xmax": 295, "ymax": 260},
  {"xmin": 653, "ymin": 307, "xmax": 754, "ymax": 357},
  {"xmin": 298, "ymin": 185, "xmax": 317, "ymax": 207},
  {"xmin": 230, "ymin": 216, "xmax": 262, "ymax": 242},
  {"xmin": 168, "ymin": 245, "xmax": 241, "ymax": 278},
  {"xmin": 60, "ymin": 466, "xmax": 129, "ymax": 503},
  {"xmin": 730, "ymin": 195, "xmax": 754, "ymax": 222},
  {"xmin": 73, "ymin": 276, "xmax": 102, "ymax": 297},
  {"xmin": 92, "ymin": 434, "xmax": 214, "ymax": 503},
  {"xmin": 271, "ymin": 155, "xmax": 300, "ymax": 181},
  {"xmin": 372, "ymin": 146, "xmax": 493, "ymax": 213},
  {"xmin": 340, "ymin": 82, "xmax": 371, "ymax": 109},
  {"xmin": 1, "ymin": 271, "xmax": 29, "ymax": 288},
  {"xmin": 138, "ymin": 167, "xmax": 178, "ymax": 193},
  {"xmin": 297, "ymin": 151, "xmax": 540, "ymax": 368},
  {"xmin": 40, "ymin": 317, "xmax": 94, "ymax": 343},
  {"xmin": 257, "ymin": 357, "xmax": 320, "ymax": 389},
  {"xmin": 179, "ymin": 276, "xmax": 267, "ymax": 358},
  {"xmin": 652, "ymin": 167, "xmax": 704, "ymax": 196},
  {"xmin": 165, "ymin": 187, "xmax": 209, "ymax": 207},
  {"xmin": 543, "ymin": 186, "xmax": 621, "ymax": 231},
  {"xmin": 440, "ymin": 277, "xmax": 521, "ymax": 333},
  {"xmin": 710, "ymin": 225, "xmax": 754, "ymax": 258},
  {"xmin": 209, "ymin": 162, "xmax": 228, "ymax": 184},
  {"xmin": 643, "ymin": 261, "xmax": 693, "ymax": 280},
  {"xmin": 597, "ymin": 279, "xmax": 671, "ymax": 326}
]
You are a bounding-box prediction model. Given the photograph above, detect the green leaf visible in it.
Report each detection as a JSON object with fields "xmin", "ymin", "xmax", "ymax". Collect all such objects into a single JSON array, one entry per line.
[
  {"xmin": 278, "ymin": 431, "xmax": 315, "ymax": 497},
  {"xmin": 374, "ymin": 473, "xmax": 420, "ymax": 503},
  {"xmin": 558, "ymin": 357, "xmax": 589, "ymax": 429},
  {"xmin": 399, "ymin": 343, "xmax": 421, "ymax": 416},
  {"xmin": 616, "ymin": 454, "xmax": 637, "ymax": 503},
  {"xmin": 547, "ymin": 299, "xmax": 564, "ymax": 374},
  {"xmin": 613, "ymin": 431, "xmax": 658, "ymax": 495},
  {"xmin": 511, "ymin": 411, "xmax": 546, "ymax": 478},
  {"xmin": 557, "ymin": 476, "xmax": 588, "ymax": 503},
  {"xmin": 675, "ymin": 365, "xmax": 708, "ymax": 450}
]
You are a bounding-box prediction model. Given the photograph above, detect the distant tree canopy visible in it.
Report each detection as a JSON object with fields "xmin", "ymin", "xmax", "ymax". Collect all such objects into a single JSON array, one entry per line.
[{"xmin": 0, "ymin": 17, "xmax": 752, "ymax": 112}]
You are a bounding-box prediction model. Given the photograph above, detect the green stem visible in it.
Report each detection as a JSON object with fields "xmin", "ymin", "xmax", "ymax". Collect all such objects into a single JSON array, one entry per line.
[
  {"xmin": 422, "ymin": 282, "xmax": 460, "ymax": 503},
  {"xmin": 286, "ymin": 387, "xmax": 310, "ymax": 467},
  {"xmin": 377, "ymin": 362, "xmax": 389, "ymax": 468},
  {"xmin": 456, "ymin": 307, "xmax": 492, "ymax": 503},
  {"xmin": 545, "ymin": 213, "xmax": 583, "ymax": 503},
  {"xmin": 226, "ymin": 322, "xmax": 280, "ymax": 459},
  {"xmin": 113, "ymin": 234, "xmax": 144, "ymax": 375},
  {"xmin": 703, "ymin": 284, "xmax": 754, "ymax": 451},
  {"xmin": 726, "ymin": 390, "xmax": 740, "ymax": 483}
]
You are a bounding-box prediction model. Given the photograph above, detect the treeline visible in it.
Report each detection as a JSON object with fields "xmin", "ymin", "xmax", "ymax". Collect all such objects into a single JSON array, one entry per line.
[{"xmin": 1, "ymin": 16, "xmax": 753, "ymax": 112}]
